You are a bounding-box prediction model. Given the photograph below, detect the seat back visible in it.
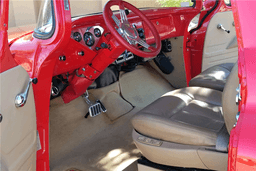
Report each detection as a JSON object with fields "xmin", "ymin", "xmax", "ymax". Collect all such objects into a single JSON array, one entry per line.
[{"xmin": 222, "ymin": 62, "xmax": 239, "ymax": 133}]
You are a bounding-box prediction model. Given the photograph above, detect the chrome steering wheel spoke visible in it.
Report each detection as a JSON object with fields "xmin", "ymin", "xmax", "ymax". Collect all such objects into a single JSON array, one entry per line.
[
  {"xmin": 118, "ymin": 1, "xmax": 129, "ymax": 24},
  {"xmin": 120, "ymin": 9, "xmax": 128, "ymax": 23},
  {"xmin": 135, "ymin": 38, "xmax": 150, "ymax": 49},
  {"xmin": 112, "ymin": 15, "xmax": 121, "ymax": 28},
  {"xmin": 111, "ymin": 1, "xmax": 151, "ymax": 51}
]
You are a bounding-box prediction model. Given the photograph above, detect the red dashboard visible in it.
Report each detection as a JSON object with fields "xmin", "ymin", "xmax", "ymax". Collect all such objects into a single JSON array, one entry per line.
[{"xmin": 51, "ymin": 8, "xmax": 198, "ymax": 76}]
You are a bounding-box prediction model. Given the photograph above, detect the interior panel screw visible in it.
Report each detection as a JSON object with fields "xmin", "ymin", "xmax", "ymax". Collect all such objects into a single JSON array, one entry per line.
[
  {"xmin": 82, "ymin": 68, "xmax": 86, "ymax": 71},
  {"xmin": 78, "ymin": 51, "xmax": 84, "ymax": 56},
  {"xmin": 94, "ymin": 71, "xmax": 96, "ymax": 74},
  {"xmin": 89, "ymin": 75, "xmax": 92, "ymax": 78}
]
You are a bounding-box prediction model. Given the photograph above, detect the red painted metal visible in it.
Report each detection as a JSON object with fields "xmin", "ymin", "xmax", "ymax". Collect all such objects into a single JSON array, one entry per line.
[
  {"xmin": 0, "ymin": 0, "xmax": 17, "ymax": 73},
  {"xmin": 53, "ymin": 39, "xmax": 98, "ymax": 76},
  {"xmin": 61, "ymin": 38, "xmax": 125, "ymax": 103},
  {"xmin": 187, "ymin": 0, "xmax": 232, "ymax": 80},
  {"xmin": 228, "ymin": 0, "xmax": 256, "ymax": 170}
]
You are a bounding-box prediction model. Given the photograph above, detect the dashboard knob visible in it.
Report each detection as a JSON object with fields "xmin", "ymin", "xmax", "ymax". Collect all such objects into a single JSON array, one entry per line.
[
  {"xmin": 101, "ymin": 42, "xmax": 108, "ymax": 49},
  {"xmin": 59, "ymin": 56, "xmax": 66, "ymax": 61},
  {"xmin": 78, "ymin": 51, "xmax": 84, "ymax": 56}
]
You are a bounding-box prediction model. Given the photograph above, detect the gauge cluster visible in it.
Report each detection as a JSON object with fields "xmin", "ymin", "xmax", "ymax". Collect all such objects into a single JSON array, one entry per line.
[{"xmin": 71, "ymin": 26, "xmax": 104, "ymax": 50}]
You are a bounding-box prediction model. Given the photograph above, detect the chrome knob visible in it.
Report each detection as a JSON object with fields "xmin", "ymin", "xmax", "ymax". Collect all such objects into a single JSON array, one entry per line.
[{"xmin": 15, "ymin": 95, "xmax": 26, "ymax": 107}]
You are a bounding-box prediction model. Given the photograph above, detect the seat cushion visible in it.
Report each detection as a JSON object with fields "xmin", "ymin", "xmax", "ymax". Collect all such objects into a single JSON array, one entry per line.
[
  {"xmin": 131, "ymin": 87, "xmax": 225, "ymax": 146},
  {"xmin": 189, "ymin": 63, "xmax": 234, "ymax": 91}
]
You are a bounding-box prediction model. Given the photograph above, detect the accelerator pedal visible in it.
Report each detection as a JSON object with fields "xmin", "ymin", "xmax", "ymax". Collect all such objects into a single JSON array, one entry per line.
[{"xmin": 82, "ymin": 91, "xmax": 107, "ymax": 118}]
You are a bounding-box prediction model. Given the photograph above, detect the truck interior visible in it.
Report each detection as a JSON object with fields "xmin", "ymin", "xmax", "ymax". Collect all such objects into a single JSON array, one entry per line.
[{"xmin": 1, "ymin": 0, "xmax": 239, "ymax": 170}]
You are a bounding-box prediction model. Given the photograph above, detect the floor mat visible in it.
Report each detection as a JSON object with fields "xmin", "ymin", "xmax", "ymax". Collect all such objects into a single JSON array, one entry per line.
[
  {"xmin": 50, "ymin": 96, "xmax": 142, "ymax": 171},
  {"xmin": 50, "ymin": 64, "xmax": 174, "ymax": 171},
  {"xmin": 119, "ymin": 64, "xmax": 174, "ymax": 108}
]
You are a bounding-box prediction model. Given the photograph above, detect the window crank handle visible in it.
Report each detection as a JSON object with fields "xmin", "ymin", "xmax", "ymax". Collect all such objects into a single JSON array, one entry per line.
[{"xmin": 217, "ymin": 24, "xmax": 230, "ymax": 34}]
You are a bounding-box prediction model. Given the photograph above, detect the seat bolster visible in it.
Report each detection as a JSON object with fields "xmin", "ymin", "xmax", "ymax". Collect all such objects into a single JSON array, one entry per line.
[
  {"xmin": 222, "ymin": 63, "xmax": 239, "ymax": 133},
  {"xmin": 132, "ymin": 113, "xmax": 217, "ymax": 146},
  {"xmin": 189, "ymin": 63, "xmax": 235, "ymax": 91},
  {"xmin": 163, "ymin": 87, "xmax": 222, "ymax": 106}
]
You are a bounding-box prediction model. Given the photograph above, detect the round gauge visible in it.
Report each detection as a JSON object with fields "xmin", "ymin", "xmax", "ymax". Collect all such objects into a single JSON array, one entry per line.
[
  {"xmin": 73, "ymin": 32, "xmax": 82, "ymax": 42},
  {"xmin": 84, "ymin": 32, "xmax": 95, "ymax": 47},
  {"xmin": 94, "ymin": 28, "xmax": 102, "ymax": 38}
]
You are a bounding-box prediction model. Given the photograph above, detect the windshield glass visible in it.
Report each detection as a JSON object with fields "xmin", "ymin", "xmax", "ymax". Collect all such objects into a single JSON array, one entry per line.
[
  {"xmin": 35, "ymin": 0, "xmax": 54, "ymax": 34},
  {"xmin": 70, "ymin": 0, "xmax": 194, "ymax": 17}
]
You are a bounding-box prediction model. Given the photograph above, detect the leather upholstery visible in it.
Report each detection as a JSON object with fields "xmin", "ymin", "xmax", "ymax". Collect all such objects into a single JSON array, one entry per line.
[
  {"xmin": 189, "ymin": 63, "xmax": 234, "ymax": 91},
  {"xmin": 222, "ymin": 62, "xmax": 239, "ymax": 133},
  {"xmin": 132, "ymin": 62, "xmax": 239, "ymax": 170},
  {"xmin": 131, "ymin": 87, "xmax": 224, "ymax": 146}
]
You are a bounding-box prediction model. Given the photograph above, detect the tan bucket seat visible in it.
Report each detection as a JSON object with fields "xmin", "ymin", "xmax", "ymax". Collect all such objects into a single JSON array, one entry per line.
[
  {"xmin": 131, "ymin": 63, "xmax": 238, "ymax": 171},
  {"xmin": 189, "ymin": 63, "xmax": 235, "ymax": 91}
]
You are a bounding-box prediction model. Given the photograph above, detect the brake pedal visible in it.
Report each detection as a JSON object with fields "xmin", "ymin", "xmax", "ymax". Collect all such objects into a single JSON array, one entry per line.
[{"xmin": 82, "ymin": 91, "xmax": 107, "ymax": 118}]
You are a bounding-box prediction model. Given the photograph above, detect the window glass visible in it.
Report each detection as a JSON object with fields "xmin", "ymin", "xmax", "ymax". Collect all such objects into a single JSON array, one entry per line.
[
  {"xmin": 34, "ymin": 0, "xmax": 54, "ymax": 37},
  {"xmin": 70, "ymin": 0, "xmax": 194, "ymax": 18},
  {"xmin": 188, "ymin": 14, "xmax": 200, "ymax": 32}
]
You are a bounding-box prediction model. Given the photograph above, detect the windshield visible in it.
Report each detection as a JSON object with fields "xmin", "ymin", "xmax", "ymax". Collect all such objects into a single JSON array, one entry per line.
[
  {"xmin": 70, "ymin": 0, "xmax": 194, "ymax": 17},
  {"xmin": 34, "ymin": 0, "xmax": 54, "ymax": 37}
]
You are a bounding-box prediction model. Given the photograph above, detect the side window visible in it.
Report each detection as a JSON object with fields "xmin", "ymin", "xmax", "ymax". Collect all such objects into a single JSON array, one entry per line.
[
  {"xmin": 34, "ymin": 0, "xmax": 55, "ymax": 39},
  {"xmin": 8, "ymin": 0, "xmax": 40, "ymax": 40}
]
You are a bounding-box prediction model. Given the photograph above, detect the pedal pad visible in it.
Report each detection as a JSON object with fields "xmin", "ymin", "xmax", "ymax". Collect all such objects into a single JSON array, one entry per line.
[
  {"xmin": 82, "ymin": 91, "xmax": 107, "ymax": 118},
  {"xmin": 88, "ymin": 103, "xmax": 102, "ymax": 117}
]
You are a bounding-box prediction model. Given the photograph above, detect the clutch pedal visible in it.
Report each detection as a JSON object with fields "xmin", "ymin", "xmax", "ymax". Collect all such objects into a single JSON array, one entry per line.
[{"xmin": 82, "ymin": 91, "xmax": 107, "ymax": 118}]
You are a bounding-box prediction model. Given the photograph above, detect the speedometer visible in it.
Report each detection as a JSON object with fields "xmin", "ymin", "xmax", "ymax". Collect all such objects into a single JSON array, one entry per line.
[{"xmin": 84, "ymin": 32, "xmax": 95, "ymax": 47}]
